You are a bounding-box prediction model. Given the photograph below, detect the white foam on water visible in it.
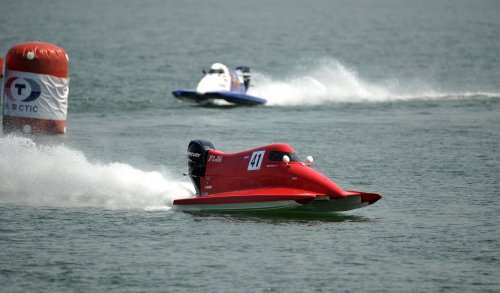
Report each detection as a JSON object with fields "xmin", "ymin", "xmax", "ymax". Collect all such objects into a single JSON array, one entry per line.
[
  {"xmin": 248, "ymin": 58, "xmax": 500, "ymax": 106},
  {"xmin": 0, "ymin": 135, "xmax": 195, "ymax": 210}
]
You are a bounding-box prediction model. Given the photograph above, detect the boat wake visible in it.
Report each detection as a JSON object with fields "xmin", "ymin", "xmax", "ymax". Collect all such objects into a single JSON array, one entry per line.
[
  {"xmin": 248, "ymin": 58, "xmax": 500, "ymax": 106},
  {"xmin": 0, "ymin": 135, "xmax": 194, "ymax": 211}
]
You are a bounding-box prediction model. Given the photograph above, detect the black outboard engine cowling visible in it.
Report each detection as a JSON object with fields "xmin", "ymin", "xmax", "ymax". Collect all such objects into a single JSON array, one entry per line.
[
  {"xmin": 187, "ymin": 139, "xmax": 215, "ymax": 195},
  {"xmin": 236, "ymin": 66, "xmax": 251, "ymax": 91}
]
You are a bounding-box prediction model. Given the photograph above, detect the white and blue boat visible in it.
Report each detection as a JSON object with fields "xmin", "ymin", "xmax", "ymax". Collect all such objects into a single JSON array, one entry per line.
[{"xmin": 173, "ymin": 63, "xmax": 266, "ymax": 106}]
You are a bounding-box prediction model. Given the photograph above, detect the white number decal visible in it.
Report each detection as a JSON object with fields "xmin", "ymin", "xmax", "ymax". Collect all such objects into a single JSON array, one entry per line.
[{"xmin": 248, "ymin": 150, "xmax": 265, "ymax": 171}]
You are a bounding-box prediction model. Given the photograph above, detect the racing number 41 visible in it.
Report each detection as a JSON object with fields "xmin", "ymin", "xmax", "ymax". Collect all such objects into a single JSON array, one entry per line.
[{"xmin": 248, "ymin": 150, "xmax": 265, "ymax": 171}]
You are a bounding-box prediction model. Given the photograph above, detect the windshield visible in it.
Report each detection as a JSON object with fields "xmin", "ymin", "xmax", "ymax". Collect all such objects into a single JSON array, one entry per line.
[
  {"xmin": 208, "ymin": 69, "xmax": 224, "ymax": 74},
  {"xmin": 268, "ymin": 151, "xmax": 300, "ymax": 162}
]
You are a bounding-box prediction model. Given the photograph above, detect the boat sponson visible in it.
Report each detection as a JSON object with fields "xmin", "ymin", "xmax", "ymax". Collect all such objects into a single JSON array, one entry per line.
[
  {"xmin": 342, "ymin": 190, "xmax": 382, "ymax": 205},
  {"xmin": 173, "ymin": 187, "xmax": 318, "ymax": 205}
]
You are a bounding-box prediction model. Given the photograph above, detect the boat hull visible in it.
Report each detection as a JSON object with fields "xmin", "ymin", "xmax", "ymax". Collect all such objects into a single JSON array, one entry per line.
[
  {"xmin": 296, "ymin": 195, "xmax": 369, "ymax": 212},
  {"xmin": 173, "ymin": 200, "xmax": 302, "ymax": 212},
  {"xmin": 173, "ymin": 89, "xmax": 266, "ymax": 105},
  {"xmin": 172, "ymin": 190, "xmax": 381, "ymax": 213}
]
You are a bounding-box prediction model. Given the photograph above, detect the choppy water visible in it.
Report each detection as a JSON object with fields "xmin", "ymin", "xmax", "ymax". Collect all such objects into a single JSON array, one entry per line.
[{"xmin": 1, "ymin": 0, "xmax": 500, "ymax": 292}]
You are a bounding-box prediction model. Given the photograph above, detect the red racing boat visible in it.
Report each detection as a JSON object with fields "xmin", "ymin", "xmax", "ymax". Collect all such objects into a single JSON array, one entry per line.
[{"xmin": 173, "ymin": 140, "xmax": 382, "ymax": 212}]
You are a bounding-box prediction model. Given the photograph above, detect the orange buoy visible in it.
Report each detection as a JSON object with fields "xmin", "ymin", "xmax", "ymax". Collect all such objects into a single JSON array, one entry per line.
[{"xmin": 3, "ymin": 42, "xmax": 69, "ymax": 134}]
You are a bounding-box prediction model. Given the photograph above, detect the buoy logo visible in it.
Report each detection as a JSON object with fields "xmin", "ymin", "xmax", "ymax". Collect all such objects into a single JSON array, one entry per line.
[{"xmin": 5, "ymin": 77, "xmax": 41, "ymax": 102}]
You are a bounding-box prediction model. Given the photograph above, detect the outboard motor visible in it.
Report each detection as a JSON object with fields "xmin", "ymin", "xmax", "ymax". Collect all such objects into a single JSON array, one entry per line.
[
  {"xmin": 236, "ymin": 66, "xmax": 251, "ymax": 91},
  {"xmin": 187, "ymin": 139, "xmax": 215, "ymax": 195}
]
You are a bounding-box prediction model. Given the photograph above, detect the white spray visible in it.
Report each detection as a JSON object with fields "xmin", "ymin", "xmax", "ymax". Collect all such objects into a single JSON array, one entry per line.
[
  {"xmin": 248, "ymin": 58, "xmax": 500, "ymax": 105},
  {"xmin": 0, "ymin": 135, "xmax": 194, "ymax": 210}
]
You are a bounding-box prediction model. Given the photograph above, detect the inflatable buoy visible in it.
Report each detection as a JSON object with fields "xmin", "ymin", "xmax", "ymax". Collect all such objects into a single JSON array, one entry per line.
[{"xmin": 2, "ymin": 42, "xmax": 69, "ymax": 134}]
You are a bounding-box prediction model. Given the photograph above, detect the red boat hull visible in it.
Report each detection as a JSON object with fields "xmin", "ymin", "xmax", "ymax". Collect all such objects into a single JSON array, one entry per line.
[{"xmin": 173, "ymin": 189, "xmax": 381, "ymax": 212}]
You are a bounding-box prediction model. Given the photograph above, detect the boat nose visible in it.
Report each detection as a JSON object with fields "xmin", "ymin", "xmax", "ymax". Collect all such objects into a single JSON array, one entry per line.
[
  {"xmin": 334, "ymin": 190, "xmax": 382, "ymax": 205},
  {"xmin": 360, "ymin": 192, "xmax": 382, "ymax": 205}
]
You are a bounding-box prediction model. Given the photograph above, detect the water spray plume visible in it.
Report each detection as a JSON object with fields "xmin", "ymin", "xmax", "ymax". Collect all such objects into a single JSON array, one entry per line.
[
  {"xmin": 248, "ymin": 58, "xmax": 500, "ymax": 105},
  {"xmin": 0, "ymin": 135, "xmax": 194, "ymax": 210}
]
